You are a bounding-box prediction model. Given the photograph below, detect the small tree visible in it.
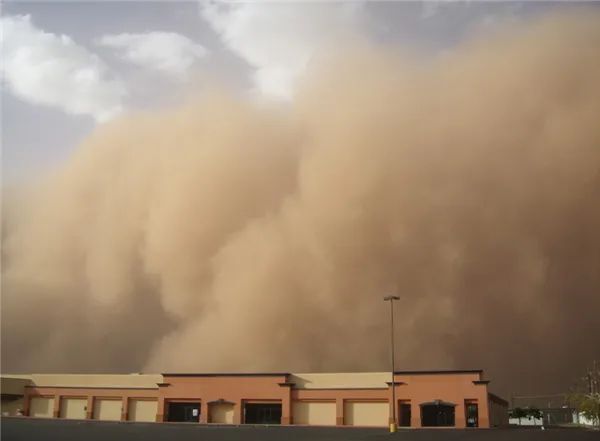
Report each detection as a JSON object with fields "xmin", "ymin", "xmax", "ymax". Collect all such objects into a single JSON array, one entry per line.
[
  {"xmin": 567, "ymin": 392, "xmax": 600, "ymax": 427},
  {"xmin": 526, "ymin": 407, "xmax": 543, "ymax": 426},
  {"xmin": 566, "ymin": 363, "xmax": 600, "ymax": 427},
  {"xmin": 509, "ymin": 407, "xmax": 527, "ymax": 425}
]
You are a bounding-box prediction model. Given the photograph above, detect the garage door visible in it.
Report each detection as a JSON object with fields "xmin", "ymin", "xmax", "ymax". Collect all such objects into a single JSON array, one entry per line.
[
  {"xmin": 344, "ymin": 402, "xmax": 388, "ymax": 427},
  {"xmin": 293, "ymin": 401, "xmax": 336, "ymax": 426},
  {"xmin": 60, "ymin": 398, "xmax": 87, "ymax": 420},
  {"xmin": 93, "ymin": 399, "xmax": 122, "ymax": 421},
  {"xmin": 29, "ymin": 397, "xmax": 54, "ymax": 418},
  {"xmin": 210, "ymin": 403, "xmax": 234, "ymax": 424},
  {"xmin": 127, "ymin": 399, "xmax": 157, "ymax": 422}
]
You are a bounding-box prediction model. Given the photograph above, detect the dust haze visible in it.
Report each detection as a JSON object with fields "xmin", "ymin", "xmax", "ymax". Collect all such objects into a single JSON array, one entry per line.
[{"xmin": 2, "ymin": 9, "xmax": 599, "ymax": 396}]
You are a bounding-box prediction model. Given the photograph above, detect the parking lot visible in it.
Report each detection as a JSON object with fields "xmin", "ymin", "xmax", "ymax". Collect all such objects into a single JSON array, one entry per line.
[{"xmin": 2, "ymin": 418, "xmax": 598, "ymax": 441}]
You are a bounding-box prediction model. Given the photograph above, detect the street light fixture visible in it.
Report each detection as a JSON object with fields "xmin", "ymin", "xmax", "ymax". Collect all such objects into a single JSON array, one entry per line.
[{"xmin": 383, "ymin": 295, "xmax": 400, "ymax": 433}]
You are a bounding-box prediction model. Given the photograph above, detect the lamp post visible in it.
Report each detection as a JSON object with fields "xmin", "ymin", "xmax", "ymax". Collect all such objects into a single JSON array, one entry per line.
[{"xmin": 384, "ymin": 295, "xmax": 400, "ymax": 433}]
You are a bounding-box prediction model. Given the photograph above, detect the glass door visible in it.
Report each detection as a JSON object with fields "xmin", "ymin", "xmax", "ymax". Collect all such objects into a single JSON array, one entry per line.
[{"xmin": 466, "ymin": 403, "xmax": 479, "ymax": 428}]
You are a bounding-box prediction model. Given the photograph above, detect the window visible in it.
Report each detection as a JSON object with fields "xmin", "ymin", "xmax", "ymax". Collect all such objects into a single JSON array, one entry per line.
[
  {"xmin": 167, "ymin": 402, "xmax": 200, "ymax": 423},
  {"xmin": 244, "ymin": 403, "xmax": 282, "ymax": 424}
]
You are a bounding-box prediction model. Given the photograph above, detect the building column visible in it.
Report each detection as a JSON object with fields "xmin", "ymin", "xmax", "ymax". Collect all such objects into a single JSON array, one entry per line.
[
  {"xmin": 388, "ymin": 394, "xmax": 398, "ymax": 426},
  {"xmin": 156, "ymin": 398, "xmax": 166, "ymax": 422},
  {"xmin": 281, "ymin": 388, "xmax": 292, "ymax": 425},
  {"xmin": 336, "ymin": 399, "xmax": 344, "ymax": 426},
  {"xmin": 86, "ymin": 396, "xmax": 94, "ymax": 420},
  {"xmin": 200, "ymin": 401, "xmax": 208, "ymax": 424},
  {"xmin": 121, "ymin": 397, "xmax": 129, "ymax": 421},
  {"xmin": 233, "ymin": 400, "xmax": 243, "ymax": 424},
  {"xmin": 281, "ymin": 405, "xmax": 291, "ymax": 425},
  {"xmin": 53, "ymin": 395, "xmax": 61, "ymax": 418},
  {"xmin": 278, "ymin": 381, "xmax": 294, "ymax": 425},
  {"xmin": 22, "ymin": 394, "xmax": 31, "ymax": 416}
]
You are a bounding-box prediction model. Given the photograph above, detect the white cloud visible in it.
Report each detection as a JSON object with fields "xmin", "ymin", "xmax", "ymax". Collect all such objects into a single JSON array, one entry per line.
[
  {"xmin": 476, "ymin": 3, "xmax": 524, "ymax": 32},
  {"xmin": 421, "ymin": 0, "xmax": 471, "ymax": 18},
  {"xmin": 0, "ymin": 15, "xmax": 127, "ymax": 123},
  {"xmin": 199, "ymin": 1, "xmax": 367, "ymax": 101},
  {"xmin": 95, "ymin": 32, "xmax": 209, "ymax": 82},
  {"xmin": 424, "ymin": 1, "xmax": 524, "ymax": 30}
]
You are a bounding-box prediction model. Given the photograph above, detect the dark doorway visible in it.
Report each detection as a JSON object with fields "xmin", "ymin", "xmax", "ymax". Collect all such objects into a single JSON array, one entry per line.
[
  {"xmin": 244, "ymin": 403, "xmax": 282, "ymax": 424},
  {"xmin": 399, "ymin": 403, "xmax": 412, "ymax": 427},
  {"xmin": 167, "ymin": 402, "xmax": 200, "ymax": 423},
  {"xmin": 466, "ymin": 403, "xmax": 479, "ymax": 428},
  {"xmin": 420, "ymin": 401, "xmax": 456, "ymax": 427}
]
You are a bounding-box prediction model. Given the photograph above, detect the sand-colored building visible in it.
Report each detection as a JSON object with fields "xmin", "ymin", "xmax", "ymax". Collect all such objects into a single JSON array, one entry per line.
[{"xmin": 1, "ymin": 370, "xmax": 509, "ymax": 428}]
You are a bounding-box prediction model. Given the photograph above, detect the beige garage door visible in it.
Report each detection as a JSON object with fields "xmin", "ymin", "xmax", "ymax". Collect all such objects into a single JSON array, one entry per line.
[
  {"xmin": 127, "ymin": 399, "xmax": 157, "ymax": 422},
  {"xmin": 30, "ymin": 397, "xmax": 55, "ymax": 418},
  {"xmin": 60, "ymin": 398, "xmax": 87, "ymax": 420},
  {"xmin": 293, "ymin": 401, "xmax": 336, "ymax": 426},
  {"xmin": 209, "ymin": 403, "xmax": 234, "ymax": 424},
  {"xmin": 344, "ymin": 402, "xmax": 388, "ymax": 427},
  {"xmin": 93, "ymin": 399, "xmax": 122, "ymax": 421}
]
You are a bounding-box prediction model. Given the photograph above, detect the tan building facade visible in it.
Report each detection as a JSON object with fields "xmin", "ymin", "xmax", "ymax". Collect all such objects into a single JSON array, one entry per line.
[{"xmin": 1, "ymin": 370, "xmax": 509, "ymax": 429}]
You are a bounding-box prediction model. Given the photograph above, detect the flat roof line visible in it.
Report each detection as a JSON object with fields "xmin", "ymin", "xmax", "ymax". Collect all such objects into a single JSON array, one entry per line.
[
  {"xmin": 162, "ymin": 370, "xmax": 483, "ymax": 377},
  {"xmin": 394, "ymin": 369, "xmax": 483, "ymax": 375},
  {"xmin": 162, "ymin": 373, "xmax": 291, "ymax": 378},
  {"xmin": 4, "ymin": 370, "xmax": 485, "ymax": 378}
]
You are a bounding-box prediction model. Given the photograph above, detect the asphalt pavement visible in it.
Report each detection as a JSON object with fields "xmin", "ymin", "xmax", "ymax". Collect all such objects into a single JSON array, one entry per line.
[{"xmin": 2, "ymin": 418, "xmax": 598, "ymax": 441}]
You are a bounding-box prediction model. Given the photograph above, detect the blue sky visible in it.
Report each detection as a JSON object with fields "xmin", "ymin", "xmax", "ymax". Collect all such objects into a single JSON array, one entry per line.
[{"xmin": 1, "ymin": 1, "xmax": 575, "ymax": 182}]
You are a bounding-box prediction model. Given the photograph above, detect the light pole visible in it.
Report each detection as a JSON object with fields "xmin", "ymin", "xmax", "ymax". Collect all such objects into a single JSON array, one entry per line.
[{"xmin": 384, "ymin": 295, "xmax": 400, "ymax": 433}]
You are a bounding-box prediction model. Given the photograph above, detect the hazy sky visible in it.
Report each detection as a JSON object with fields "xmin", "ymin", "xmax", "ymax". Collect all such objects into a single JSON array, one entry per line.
[{"xmin": 0, "ymin": 1, "xmax": 580, "ymax": 181}]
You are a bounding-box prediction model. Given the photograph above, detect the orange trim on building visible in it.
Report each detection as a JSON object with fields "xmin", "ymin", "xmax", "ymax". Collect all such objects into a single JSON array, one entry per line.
[{"xmin": 14, "ymin": 370, "xmax": 509, "ymax": 428}]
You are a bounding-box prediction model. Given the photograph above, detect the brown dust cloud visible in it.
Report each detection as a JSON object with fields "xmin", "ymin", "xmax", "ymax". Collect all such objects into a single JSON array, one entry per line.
[{"xmin": 2, "ymin": 9, "xmax": 600, "ymax": 397}]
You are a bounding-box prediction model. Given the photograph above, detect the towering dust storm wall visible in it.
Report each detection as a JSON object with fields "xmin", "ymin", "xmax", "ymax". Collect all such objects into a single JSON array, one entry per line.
[{"xmin": 2, "ymin": 10, "xmax": 599, "ymax": 396}]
